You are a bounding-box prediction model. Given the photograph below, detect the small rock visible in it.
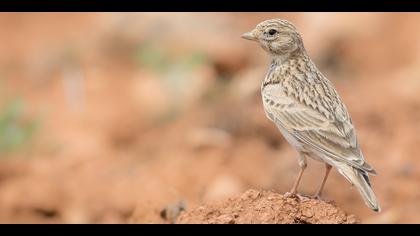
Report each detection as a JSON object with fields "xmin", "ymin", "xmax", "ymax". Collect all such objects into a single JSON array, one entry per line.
[
  {"xmin": 302, "ymin": 209, "xmax": 314, "ymax": 218},
  {"xmin": 347, "ymin": 214, "xmax": 359, "ymax": 224},
  {"xmin": 217, "ymin": 215, "xmax": 235, "ymax": 224}
]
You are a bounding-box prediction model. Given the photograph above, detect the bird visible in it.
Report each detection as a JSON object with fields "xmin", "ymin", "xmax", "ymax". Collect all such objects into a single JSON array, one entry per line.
[{"xmin": 241, "ymin": 18, "xmax": 380, "ymax": 212}]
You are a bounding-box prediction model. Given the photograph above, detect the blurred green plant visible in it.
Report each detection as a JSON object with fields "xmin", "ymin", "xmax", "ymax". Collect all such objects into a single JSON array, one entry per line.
[
  {"xmin": 135, "ymin": 44, "xmax": 211, "ymax": 124},
  {"xmin": 183, "ymin": 51, "xmax": 209, "ymax": 70},
  {"xmin": 135, "ymin": 45, "xmax": 209, "ymax": 73},
  {"xmin": 0, "ymin": 99, "xmax": 39, "ymax": 154},
  {"xmin": 135, "ymin": 46, "xmax": 169, "ymax": 72}
]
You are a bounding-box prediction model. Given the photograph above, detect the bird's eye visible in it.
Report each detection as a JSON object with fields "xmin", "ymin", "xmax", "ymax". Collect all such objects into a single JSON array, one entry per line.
[{"xmin": 268, "ymin": 29, "xmax": 278, "ymax": 36}]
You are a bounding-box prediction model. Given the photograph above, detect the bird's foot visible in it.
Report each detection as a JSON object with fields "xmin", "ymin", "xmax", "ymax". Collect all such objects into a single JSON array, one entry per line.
[
  {"xmin": 311, "ymin": 194, "xmax": 335, "ymax": 204},
  {"xmin": 313, "ymin": 194, "xmax": 322, "ymax": 200},
  {"xmin": 284, "ymin": 191, "xmax": 295, "ymax": 198},
  {"xmin": 284, "ymin": 192, "xmax": 311, "ymax": 202}
]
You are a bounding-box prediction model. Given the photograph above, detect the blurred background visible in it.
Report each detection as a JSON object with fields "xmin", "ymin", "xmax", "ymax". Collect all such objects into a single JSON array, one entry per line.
[{"xmin": 0, "ymin": 12, "xmax": 419, "ymax": 224}]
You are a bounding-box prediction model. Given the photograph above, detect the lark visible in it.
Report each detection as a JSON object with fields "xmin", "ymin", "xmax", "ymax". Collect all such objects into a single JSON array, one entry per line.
[{"xmin": 242, "ymin": 19, "xmax": 380, "ymax": 212}]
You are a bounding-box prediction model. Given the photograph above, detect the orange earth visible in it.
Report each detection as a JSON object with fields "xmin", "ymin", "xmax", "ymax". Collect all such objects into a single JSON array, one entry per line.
[{"xmin": 0, "ymin": 13, "xmax": 419, "ymax": 223}]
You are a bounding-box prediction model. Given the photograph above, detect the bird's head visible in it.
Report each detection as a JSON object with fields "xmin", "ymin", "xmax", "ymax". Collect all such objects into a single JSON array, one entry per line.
[{"xmin": 241, "ymin": 19, "xmax": 304, "ymax": 57}]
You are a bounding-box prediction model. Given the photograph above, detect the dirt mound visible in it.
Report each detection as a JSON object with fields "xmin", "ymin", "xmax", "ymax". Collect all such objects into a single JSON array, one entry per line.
[{"xmin": 176, "ymin": 189, "xmax": 359, "ymax": 224}]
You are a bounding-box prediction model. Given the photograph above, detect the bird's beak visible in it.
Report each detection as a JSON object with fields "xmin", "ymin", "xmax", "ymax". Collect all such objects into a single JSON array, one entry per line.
[{"xmin": 241, "ymin": 31, "xmax": 257, "ymax": 41}]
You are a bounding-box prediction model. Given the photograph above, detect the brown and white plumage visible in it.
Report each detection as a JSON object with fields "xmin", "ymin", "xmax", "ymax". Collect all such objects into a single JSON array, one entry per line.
[{"xmin": 242, "ymin": 19, "xmax": 380, "ymax": 211}]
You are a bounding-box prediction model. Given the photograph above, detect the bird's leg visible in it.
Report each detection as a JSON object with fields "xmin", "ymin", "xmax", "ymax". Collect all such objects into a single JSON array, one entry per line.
[
  {"xmin": 289, "ymin": 153, "xmax": 307, "ymax": 194},
  {"xmin": 314, "ymin": 163, "xmax": 332, "ymax": 199},
  {"xmin": 290, "ymin": 166, "xmax": 305, "ymax": 194}
]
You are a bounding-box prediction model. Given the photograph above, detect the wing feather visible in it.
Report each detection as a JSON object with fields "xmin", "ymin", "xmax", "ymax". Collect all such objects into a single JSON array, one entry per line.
[{"xmin": 262, "ymin": 84, "xmax": 375, "ymax": 174}]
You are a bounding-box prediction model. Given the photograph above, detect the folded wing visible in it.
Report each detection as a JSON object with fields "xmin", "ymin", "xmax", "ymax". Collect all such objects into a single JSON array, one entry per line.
[{"xmin": 262, "ymin": 83, "xmax": 376, "ymax": 174}]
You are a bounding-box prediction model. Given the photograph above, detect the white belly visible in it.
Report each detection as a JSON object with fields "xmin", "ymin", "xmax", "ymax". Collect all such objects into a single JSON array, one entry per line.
[
  {"xmin": 264, "ymin": 109, "xmax": 326, "ymax": 163},
  {"xmin": 275, "ymin": 122, "xmax": 303, "ymax": 151},
  {"xmin": 261, "ymin": 86, "xmax": 326, "ymax": 163}
]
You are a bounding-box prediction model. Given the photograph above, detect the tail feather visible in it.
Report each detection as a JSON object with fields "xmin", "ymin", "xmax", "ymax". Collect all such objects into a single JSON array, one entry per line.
[
  {"xmin": 361, "ymin": 171, "xmax": 371, "ymax": 187},
  {"xmin": 336, "ymin": 164, "xmax": 380, "ymax": 212}
]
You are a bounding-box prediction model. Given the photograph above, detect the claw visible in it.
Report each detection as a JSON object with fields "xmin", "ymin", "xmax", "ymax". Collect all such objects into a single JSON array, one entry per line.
[
  {"xmin": 313, "ymin": 195, "xmax": 322, "ymax": 200},
  {"xmin": 284, "ymin": 192, "xmax": 295, "ymax": 198},
  {"xmin": 284, "ymin": 192, "xmax": 311, "ymax": 202}
]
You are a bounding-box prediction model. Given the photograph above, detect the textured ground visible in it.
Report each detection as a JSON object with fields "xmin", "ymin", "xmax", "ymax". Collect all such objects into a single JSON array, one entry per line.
[{"xmin": 175, "ymin": 190, "xmax": 359, "ymax": 224}]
